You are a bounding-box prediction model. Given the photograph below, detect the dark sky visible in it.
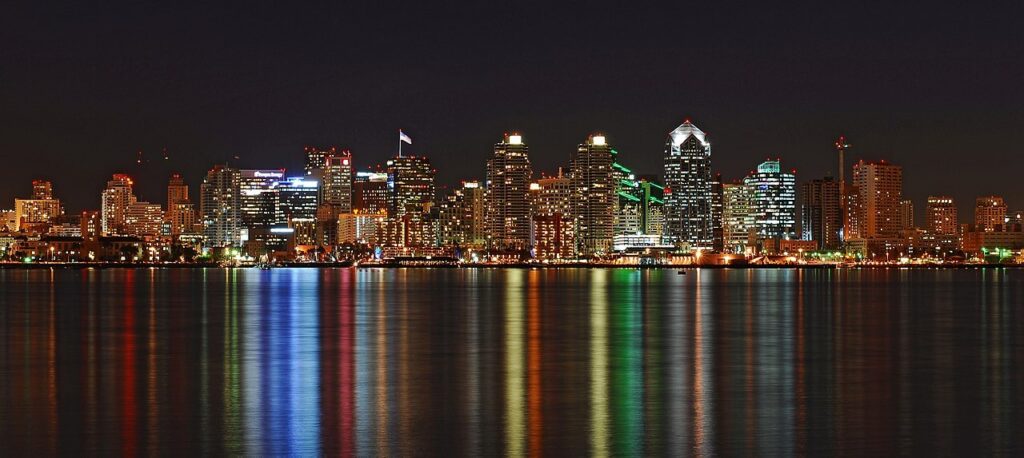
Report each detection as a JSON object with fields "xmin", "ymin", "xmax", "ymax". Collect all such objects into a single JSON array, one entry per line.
[{"xmin": 3, "ymin": 1, "xmax": 1022, "ymax": 221}]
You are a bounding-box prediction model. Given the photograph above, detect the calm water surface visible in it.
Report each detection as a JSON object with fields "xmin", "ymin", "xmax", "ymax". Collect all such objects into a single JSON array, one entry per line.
[{"xmin": 1, "ymin": 268, "xmax": 1022, "ymax": 456}]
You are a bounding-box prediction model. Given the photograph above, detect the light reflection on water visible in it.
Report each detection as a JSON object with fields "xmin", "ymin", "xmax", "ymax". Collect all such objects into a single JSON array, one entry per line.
[{"xmin": 1, "ymin": 267, "xmax": 1023, "ymax": 455}]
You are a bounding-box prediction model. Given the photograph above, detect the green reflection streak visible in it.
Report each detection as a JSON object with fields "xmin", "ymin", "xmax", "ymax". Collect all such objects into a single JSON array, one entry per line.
[
  {"xmin": 611, "ymin": 270, "xmax": 642, "ymax": 456},
  {"xmin": 590, "ymin": 270, "xmax": 610, "ymax": 458},
  {"xmin": 505, "ymin": 270, "xmax": 526, "ymax": 457},
  {"xmin": 223, "ymin": 269, "xmax": 242, "ymax": 454}
]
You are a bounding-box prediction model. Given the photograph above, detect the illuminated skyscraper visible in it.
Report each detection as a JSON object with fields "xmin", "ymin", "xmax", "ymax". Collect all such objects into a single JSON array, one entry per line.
[
  {"xmin": 124, "ymin": 201, "xmax": 164, "ymax": 236},
  {"xmin": 322, "ymin": 151, "xmax": 353, "ymax": 213},
  {"xmin": 571, "ymin": 134, "xmax": 615, "ymax": 256},
  {"xmin": 743, "ymin": 160, "xmax": 797, "ymax": 241},
  {"xmin": 663, "ymin": 120, "xmax": 713, "ymax": 249},
  {"xmin": 926, "ymin": 196, "xmax": 958, "ymax": 235},
  {"xmin": 900, "ymin": 199, "xmax": 915, "ymax": 230},
  {"xmin": 722, "ymin": 182, "xmax": 755, "ymax": 253},
  {"xmin": 101, "ymin": 174, "xmax": 135, "ymax": 235},
  {"xmin": 167, "ymin": 174, "xmax": 189, "ymax": 208},
  {"xmin": 851, "ymin": 160, "xmax": 902, "ymax": 238},
  {"xmin": 32, "ymin": 180, "xmax": 53, "ymax": 200},
  {"xmin": 278, "ymin": 176, "xmax": 320, "ymax": 245},
  {"xmin": 974, "ymin": 195, "xmax": 1006, "ymax": 231},
  {"xmin": 800, "ymin": 176, "xmax": 841, "ymax": 250},
  {"xmin": 387, "ymin": 155, "xmax": 436, "ymax": 217},
  {"xmin": 14, "ymin": 180, "xmax": 62, "ymax": 232},
  {"xmin": 439, "ymin": 181, "xmax": 487, "ymax": 248},
  {"xmin": 239, "ymin": 169, "xmax": 285, "ymax": 229},
  {"xmin": 200, "ymin": 165, "xmax": 241, "ymax": 247},
  {"xmin": 353, "ymin": 171, "xmax": 390, "ymax": 214},
  {"xmin": 166, "ymin": 173, "xmax": 195, "ymax": 237},
  {"xmin": 485, "ymin": 133, "xmax": 533, "ymax": 250},
  {"xmin": 304, "ymin": 145, "xmax": 338, "ymax": 176},
  {"xmin": 531, "ymin": 171, "xmax": 575, "ymax": 258}
]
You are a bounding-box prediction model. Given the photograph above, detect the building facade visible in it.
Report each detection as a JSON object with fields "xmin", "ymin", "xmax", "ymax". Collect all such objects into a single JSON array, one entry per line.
[
  {"xmin": 485, "ymin": 133, "xmax": 533, "ymax": 250},
  {"xmin": 744, "ymin": 160, "xmax": 797, "ymax": 241},
  {"xmin": 571, "ymin": 134, "xmax": 615, "ymax": 256},
  {"xmin": 800, "ymin": 176, "xmax": 841, "ymax": 250},
  {"xmin": 663, "ymin": 120, "xmax": 713, "ymax": 249}
]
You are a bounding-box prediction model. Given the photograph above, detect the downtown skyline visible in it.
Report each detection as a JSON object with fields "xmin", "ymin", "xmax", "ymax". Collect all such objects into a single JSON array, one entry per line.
[
  {"xmin": 0, "ymin": 119, "xmax": 1019, "ymax": 224},
  {"xmin": 3, "ymin": 2, "xmax": 1023, "ymax": 218}
]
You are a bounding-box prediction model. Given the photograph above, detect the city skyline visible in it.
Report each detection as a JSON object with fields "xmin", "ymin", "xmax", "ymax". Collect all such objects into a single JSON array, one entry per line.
[
  {"xmin": 3, "ymin": 3, "xmax": 1023, "ymax": 218},
  {"xmin": 2, "ymin": 121, "xmax": 1017, "ymax": 227}
]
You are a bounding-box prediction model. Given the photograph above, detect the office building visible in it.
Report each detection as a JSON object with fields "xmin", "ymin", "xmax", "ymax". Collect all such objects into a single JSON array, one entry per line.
[
  {"xmin": 722, "ymin": 182, "xmax": 755, "ymax": 253},
  {"xmin": 322, "ymin": 152, "xmax": 353, "ymax": 213},
  {"xmin": 975, "ymin": 195, "xmax": 1007, "ymax": 231},
  {"xmin": 926, "ymin": 196, "xmax": 958, "ymax": 235},
  {"xmin": 277, "ymin": 176, "xmax": 319, "ymax": 245},
  {"xmin": 900, "ymin": 199, "xmax": 915, "ymax": 230},
  {"xmin": 744, "ymin": 159, "xmax": 797, "ymax": 241},
  {"xmin": 304, "ymin": 145, "xmax": 339, "ymax": 176},
  {"xmin": 354, "ymin": 172, "xmax": 390, "ymax": 214},
  {"xmin": 387, "ymin": 156, "xmax": 436, "ymax": 217},
  {"xmin": 800, "ymin": 177, "xmax": 842, "ymax": 250},
  {"xmin": 663, "ymin": 120, "xmax": 713, "ymax": 249}
]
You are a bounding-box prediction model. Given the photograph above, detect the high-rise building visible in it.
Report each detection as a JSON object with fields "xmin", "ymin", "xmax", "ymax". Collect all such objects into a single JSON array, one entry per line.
[
  {"xmin": 439, "ymin": 181, "xmax": 487, "ymax": 248},
  {"xmin": 974, "ymin": 195, "xmax": 1007, "ymax": 231},
  {"xmin": 354, "ymin": 172, "xmax": 390, "ymax": 214},
  {"xmin": 32, "ymin": 180, "xmax": 53, "ymax": 200},
  {"xmin": 800, "ymin": 177, "xmax": 842, "ymax": 250},
  {"xmin": 722, "ymin": 182, "xmax": 755, "ymax": 253},
  {"xmin": 900, "ymin": 199, "xmax": 915, "ymax": 230},
  {"xmin": 663, "ymin": 120, "xmax": 713, "ymax": 249},
  {"xmin": 743, "ymin": 160, "xmax": 797, "ymax": 241},
  {"xmin": 14, "ymin": 180, "xmax": 62, "ymax": 233},
  {"xmin": 200, "ymin": 165, "xmax": 241, "ymax": 247},
  {"xmin": 167, "ymin": 173, "xmax": 189, "ymax": 208},
  {"xmin": 531, "ymin": 171, "xmax": 575, "ymax": 258},
  {"xmin": 166, "ymin": 173, "xmax": 194, "ymax": 237},
  {"xmin": 387, "ymin": 156, "xmax": 436, "ymax": 217},
  {"xmin": 278, "ymin": 176, "xmax": 320, "ymax": 245},
  {"xmin": 101, "ymin": 174, "xmax": 135, "ymax": 235},
  {"xmin": 124, "ymin": 201, "xmax": 164, "ymax": 236},
  {"xmin": 851, "ymin": 160, "xmax": 902, "ymax": 238},
  {"xmin": 322, "ymin": 152, "xmax": 353, "ymax": 213},
  {"xmin": 485, "ymin": 133, "xmax": 533, "ymax": 250},
  {"xmin": 570, "ymin": 134, "xmax": 615, "ymax": 256},
  {"xmin": 711, "ymin": 172, "xmax": 724, "ymax": 251},
  {"xmin": 239, "ymin": 169, "xmax": 285, "ymax": 229},
  {"xmin": 304, "ymin": 145, "xmax": 339, "ymax": 176},
  {"xmin": 926, "ymin": 196, "xmax": 958, "ymax": 235}
]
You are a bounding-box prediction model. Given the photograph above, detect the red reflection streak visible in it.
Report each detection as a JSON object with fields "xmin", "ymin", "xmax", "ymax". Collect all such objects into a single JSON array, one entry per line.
[
  {"xmin": 339, "ymin": 272, "xmax": 355, "ymax": 456},
  {"xmin": 121, "ymin": 271, "xmax": 138, "ymax": 457},
  {"xmin": 795, "ymin": 272, "xmax": 807, "ymax": 454},
  {"xmin": 527, "ymin": 272, "xmax": 542, "ymax": 457}
]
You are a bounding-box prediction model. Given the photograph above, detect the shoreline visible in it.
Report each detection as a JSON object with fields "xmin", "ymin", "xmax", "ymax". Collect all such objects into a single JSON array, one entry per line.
[{"xmin": 1, "ymin": 262, "xmax": 1022, "ymax": 270}]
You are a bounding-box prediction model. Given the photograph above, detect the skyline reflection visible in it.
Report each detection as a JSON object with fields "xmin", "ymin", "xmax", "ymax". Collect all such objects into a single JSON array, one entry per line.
[{"xmin": 1, "ymin": 267, "xmax": 1022, "ymax": 455}]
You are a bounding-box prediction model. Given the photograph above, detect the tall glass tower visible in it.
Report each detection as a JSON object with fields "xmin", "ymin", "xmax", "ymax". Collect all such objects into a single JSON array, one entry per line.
[{"xmin": 663, "ymin": 120, "xmax": 713, "ymax": 249}]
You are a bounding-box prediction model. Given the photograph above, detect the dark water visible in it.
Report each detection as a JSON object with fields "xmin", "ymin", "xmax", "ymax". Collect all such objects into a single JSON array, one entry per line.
[{"xmin": 1, "ymin": 268, "xmax": 1022, "ymax": 456}]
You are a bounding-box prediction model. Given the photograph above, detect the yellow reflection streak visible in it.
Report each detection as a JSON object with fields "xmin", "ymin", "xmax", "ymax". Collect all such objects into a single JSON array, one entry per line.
[{"xmin": 505, "ymin": 270, "xmax": 525, "ymax": 457}]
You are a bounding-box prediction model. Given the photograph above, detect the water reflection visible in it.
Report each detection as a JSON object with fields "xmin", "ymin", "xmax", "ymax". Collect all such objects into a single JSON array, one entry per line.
[{"xmin": 1, "ymin": 267, "xmax": 1023, "ymax": 455}]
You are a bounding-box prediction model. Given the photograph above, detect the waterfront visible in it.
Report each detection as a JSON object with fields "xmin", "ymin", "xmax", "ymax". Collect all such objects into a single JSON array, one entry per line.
[{"xmin": 2, "ymin": 268, "xmax": 1022, "ymax": 455}]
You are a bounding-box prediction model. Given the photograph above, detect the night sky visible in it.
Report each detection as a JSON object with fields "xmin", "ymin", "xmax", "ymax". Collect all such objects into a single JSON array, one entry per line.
[{"xmin": 3, "ymin": 2, "xmax": 1022, "ymax": 220}]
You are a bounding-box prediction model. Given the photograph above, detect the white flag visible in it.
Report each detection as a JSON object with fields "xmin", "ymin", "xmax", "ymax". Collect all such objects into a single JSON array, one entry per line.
[{"xmin": 399, "ymin": 130, "xmax": 412, "ymax": 145}]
